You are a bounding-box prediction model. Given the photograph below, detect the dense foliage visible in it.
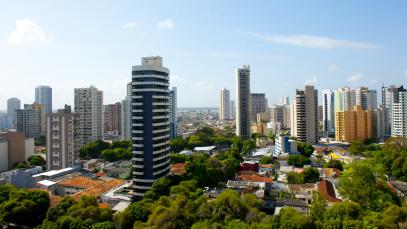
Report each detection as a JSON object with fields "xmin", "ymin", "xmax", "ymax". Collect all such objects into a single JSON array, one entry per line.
[
  {"xmin": 287, "ymin": 167, "xmax": 320, "ymax": 184},
  {"xmin": 38, "ymin": 196, "xmax": 114, "ymax": 228},
  {"xmin": 28, "ymin": 155, "xmax": 46, "ymax": 167},
  {"xmin": 35, "ymin": 135, "xmax": 46, "ymax": 146},
  {"xmin": 287, "ymin": 154, "xmax": 311, "ymax": 167},
  {"xmin": 297, "ymin": 142, "xmax": 314, "ymax": 157},
  {"xmin": 79, "ymin": 140, "xmax": 132, "ymax": 161},
  {"xmin": 169, "ymin": 127, "xmax": 256, "ymax": 156},
  {"xmin": 326, "ymin": 159, "xmax": 344, "ymax": 171},
  {"xmin": 0, "ymin": 185, "xmax": 50, "ymax": 227}
]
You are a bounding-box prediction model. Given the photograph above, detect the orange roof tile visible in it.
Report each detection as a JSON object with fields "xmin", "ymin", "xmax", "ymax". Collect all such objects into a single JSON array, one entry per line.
[
  {"xmin": 237, "ymin": 174, "xmax": 272, "ymax": 183},
  {"xmin": 58, "ymin": 176, "xmax": 104, "ymax": 189},
  {"xmin": 72, "ymin": 179, "xmax": 125, "ymax": 201},
  {"xmin": 98, "ymin": 203, "xmax": 110, "ymax": 209},
  {"xmin": 293, "ymin": 168, "xmax": 304, "ymax": 173},
  {"xmin": 171, "ymin": 163, "xmax": 185, "ymax": 175}
]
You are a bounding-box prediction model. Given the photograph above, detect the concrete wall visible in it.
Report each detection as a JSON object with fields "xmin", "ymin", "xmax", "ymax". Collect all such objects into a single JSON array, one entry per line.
[
  {"xmin": 25, "ymin": 138, "xmax": 35, "ymax": 160},
  {"xmin": 0, "ymin": 141, "xmax": 8, "ymax": 172}
]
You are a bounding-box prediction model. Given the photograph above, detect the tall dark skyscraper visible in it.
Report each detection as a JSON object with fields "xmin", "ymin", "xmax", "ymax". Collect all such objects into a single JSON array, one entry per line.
[{"xmin": 132, "ymin": 56, "xmax": 171, "ymax": 200}]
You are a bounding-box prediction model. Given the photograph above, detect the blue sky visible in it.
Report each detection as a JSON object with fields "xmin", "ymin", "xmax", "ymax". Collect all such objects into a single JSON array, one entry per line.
[{"xmin": 0, "ymin": 0, "xmax": 406, "ymax": 109}]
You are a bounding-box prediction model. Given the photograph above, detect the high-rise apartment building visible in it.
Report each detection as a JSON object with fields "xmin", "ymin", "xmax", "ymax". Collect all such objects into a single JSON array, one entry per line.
[
  {"xmin": 35, "ymin": 86, "xmax": 52, "ymax": 133},
  {"xmin": 104, "ymin": 103, "xmax": 122, "ymax": 135},
  {"xmin": 392, "ymin": 88, "xmax": 407, "ymax": 137},
  {"xmin": 250, "ymin": 93, "xmax": 266, "ymax": 122},
  {"xmin": 373, "ymin": 108, "xmax": 385, "ymax": 140},
  {"xmin": 356, "ymin": 87, "xmax": 377, "ymax": 110},
  {"xmin": 322, "ymin": 90, "xmax": 335, "ymax": 135},
  {"xmin": 46, "ymin": 105, "xmax": 79, "ymax": 170},
  {"xmin": 269, "ymin": 105, "xmax": 284, "ymax": 126},
  {"xmin": 230, "ymin": 100, "xmax": 236, "ymax": 120},
  {"xmin": 131, "ymin": 56, "xmax": 171, "ymax": 199},
  {"xmin": 169, "ymin": 87, "xmax": 178, "ymax": 139},
  {"xmin": 15, "ymin": 108, "xmax": 40, "ymax": 138},
  {"xmin": 121, "ymin": 82, "xmax": 132, "ymax": 140},
  {"xmin": 74, "ymin": 86, "xmax": 103, "ymax": 147},
  {"xmin": 382, "ymin": 85, "xmax": 404, "ymax": 137},
  {"xmin": 220, "ymin": 88, "xmax": 231, "ymax": 120},
  {"xmin": 7, "ymin": 98, "xmax": 21, "ymax": 128},
  {"xmin": 334, "ymin": 87, "xmax": 356, "ymax": 112},
  {"xmin": 335, "ymin": 105, "xmax": 373, "ymax": 142},
  {"xmin": 121, "ymin": 97, "xmax": 131, "ymax": 140},
  {"xmin": 291, "ymin": 85, "xmax": 318, "ymax": 144},
  {"xmin": 236, "ymin": 65, "xmax": 251, "ymax": 139},
  {"xmin": 25, "ymin": 102, "xmax": 44, "ymax": 134}
]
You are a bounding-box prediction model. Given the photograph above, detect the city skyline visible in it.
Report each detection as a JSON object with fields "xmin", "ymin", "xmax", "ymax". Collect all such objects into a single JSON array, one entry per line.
[{"xmin": 1, "ymin": 1, "xmax": 407, "ymax": 109}]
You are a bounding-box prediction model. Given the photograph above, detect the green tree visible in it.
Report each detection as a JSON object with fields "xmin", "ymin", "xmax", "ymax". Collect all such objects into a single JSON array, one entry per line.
[
  {"xmin": 297, "ymin": 142, "xmax": 314, "ymax": 157},
  {"xmin": 286, "ymin": 172, "xmax": 304, "ymax": 184},
  {"xmin": 79, "ymin": 140, "xmax": 110, "ymax": 159},
  {"xmin": 0, "ymin": 189, "xmax": 50, "ymax": 227},
  {"xmin": 348, "ymin": 140, "xmax": 366, "ymax": 155},
  {"xmin": 326, "ymin": 159, "xmax": 344, "ymax": 171},
  {"xmin": 303, "ymin": 167, "xmax": 320, "ymax": 183},
  {"xmin": 287, "ymin": 155, "xmax": 311, "ymax": 167},
  {"xmin": 259, "ymin": 156, "xmax": 272, "ymax": 164},
  {"xmin": 170, "ymin": 137, "xmax": 188, "ymax": 152},
  {"xmin": 28, "ymin": 155, "xmax": 46, "ymax": 167},
  {"xmin": 188, "ymin": 135, "xmax": 203, "ymax": 148},
  {"xmin": 242, "ymin": 139, "xmax": 256, "ymax": 155}
]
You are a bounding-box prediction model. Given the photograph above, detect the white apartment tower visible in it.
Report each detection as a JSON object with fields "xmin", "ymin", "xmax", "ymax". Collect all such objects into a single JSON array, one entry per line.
[
  {"xmin": 382, "ymin": 85, "xmax": 404, "ymax": 137},
  {"xmin": 291, "ymin": 85, "xmax": 319, "ymax": 144},
  {"xmin": 392, "ymin": 88, "xmax": 407, "ymax": 137},
  {"xmin": 7, "ymin": 98, "xmax": 21, "ymax": 128},
  {"xmin": 220, "ymin": 88, "xmax": 231, "ymax": 120},
  {"xmin": 322, "ymin": 89, "xmax": 335, "ymax": 134},
  {"xmin": 46, "ymin": 105, "xmax": 79, "ymax": 170},
  {"xmin": 236, "ymin": 65, "xmax": 251, "ymax": 139},
  {"xmin": 74, "ymin": 86, "xmax": 103, "ymax": 147},
  {"xmin": 131, "ymin": 56, "xmax": 171, "ymax": 200}
]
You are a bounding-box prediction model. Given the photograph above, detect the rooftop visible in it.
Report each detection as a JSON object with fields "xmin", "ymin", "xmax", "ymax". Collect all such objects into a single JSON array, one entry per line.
[
  {"xmin": 171, "ymin": 163, "xmax": 186, "ymax": 175},
  {"xmin": 194, "ymin": 146, "xmax": 216, "ymax": 151},
  {"xmin": 237, "ymin": 174, "xmax": 272, "ymax": 183},
  {"xmin": 72, "ymin": 178, "xmax": 125, "ymax": 201},
  {"xmin": 317, "ymin": 179, "xmax": 341, "ymax": 203},
  {"xmin": 58, "ymin": 176, "xmax": 103, "ymax": 188}
]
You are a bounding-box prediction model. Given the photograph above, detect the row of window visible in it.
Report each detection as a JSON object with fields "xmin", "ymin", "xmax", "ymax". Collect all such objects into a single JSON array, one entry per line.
[{"xmin": 132, "ymin": 70, "xmax": 168, "ymax": 77}]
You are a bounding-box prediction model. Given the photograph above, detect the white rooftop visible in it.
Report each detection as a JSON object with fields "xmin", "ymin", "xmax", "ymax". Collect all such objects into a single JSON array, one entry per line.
[
  {"xmin": 37, "ymin": 179, "xmax": 56, "ymax": 187},
  {"xmin": 194, "ymin": 146, "xmax": 216, "ymax": 151},
  {"xmin": 32, "ymin": 167, "xmax": 74, "ymax": 178}
]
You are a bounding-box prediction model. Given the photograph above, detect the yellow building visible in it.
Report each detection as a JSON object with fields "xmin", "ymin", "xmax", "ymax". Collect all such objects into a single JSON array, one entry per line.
[
  {"xmin": 335, "ymin": 105, "xmax": 373, "ymax": 142},
  {"xmin": 251, "ymin": 123, "xmax": 267, "ymax": 136}
]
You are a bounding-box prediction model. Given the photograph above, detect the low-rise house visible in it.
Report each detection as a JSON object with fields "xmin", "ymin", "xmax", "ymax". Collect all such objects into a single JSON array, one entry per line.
[
  {"xmin": 288, "ymin": 183, "xmax": 317, "ymax": 204},
  {"xmin": 0, "ymin": 166, "xmax": 43, "ymax": 188},
  {"xmin": 56, "ymin": 176, "xmax": 104, "ymax": 195},
  {"xmin": 194, "ymin": 146, "xmax": 217, "ymax": 155},
  {"xmin": 83, "ymin": 159, "xmax": 105, "ymax": 172},
  {"xmin": 275, "ymin": 198, "xmax": 309, "ymax": 214},
  {"xmin": 317, "ymin": 179, "xmax": 341, "ymax": 204},
  {"xmin": 259, "ymin": 164, "xmax": 273, "ymax": 175},
  {"xmin": 240, "ymin": 161, "xmax": 259, "ymax": 172}
]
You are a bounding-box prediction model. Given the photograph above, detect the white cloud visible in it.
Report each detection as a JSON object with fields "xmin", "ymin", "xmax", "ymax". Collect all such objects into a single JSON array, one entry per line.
[
  {"xmin": 252, "ymin": 33, "xmax": 379, "ymax": 50},
  {"xmin": 122, "ymin": 22, "xmax": 137, "ymax": 29},
  {"xmin": 8, "ymin": 19, "xmax": 51, "ymax": 45},
  {"xmin": 328, "ymin": 64, "xmax": 338, "ymax": 71},
  {"xmin": 348, "ymin": 73, "xmax": 364, "ymax": 82},
  {"xmin": 305, "ymin": 76, "xmax": 318, "ymax": 85},
  {"xmin": 157, "ymin": 19, "xmax": 174, "ymax": 30}
]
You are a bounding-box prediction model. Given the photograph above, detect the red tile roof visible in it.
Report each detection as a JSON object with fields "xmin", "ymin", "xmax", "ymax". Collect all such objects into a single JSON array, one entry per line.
[
  {"xmin": 171, "ymin": 163, "xmax": 186, "ymax": 175},
  {"xmin": 237, "ymin": 174, "xmax": 272, "ymax": 183},
  {"xmin": 317, "ymin": 179, "xmax": 341, "ymax": 203},
  {"xmin": 71, "ymin": 179, "xmax": 125, "ymax": 201},
  {"xmin": 58, "ymin": 176, "xmax": 104, "ymax": 188}
]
